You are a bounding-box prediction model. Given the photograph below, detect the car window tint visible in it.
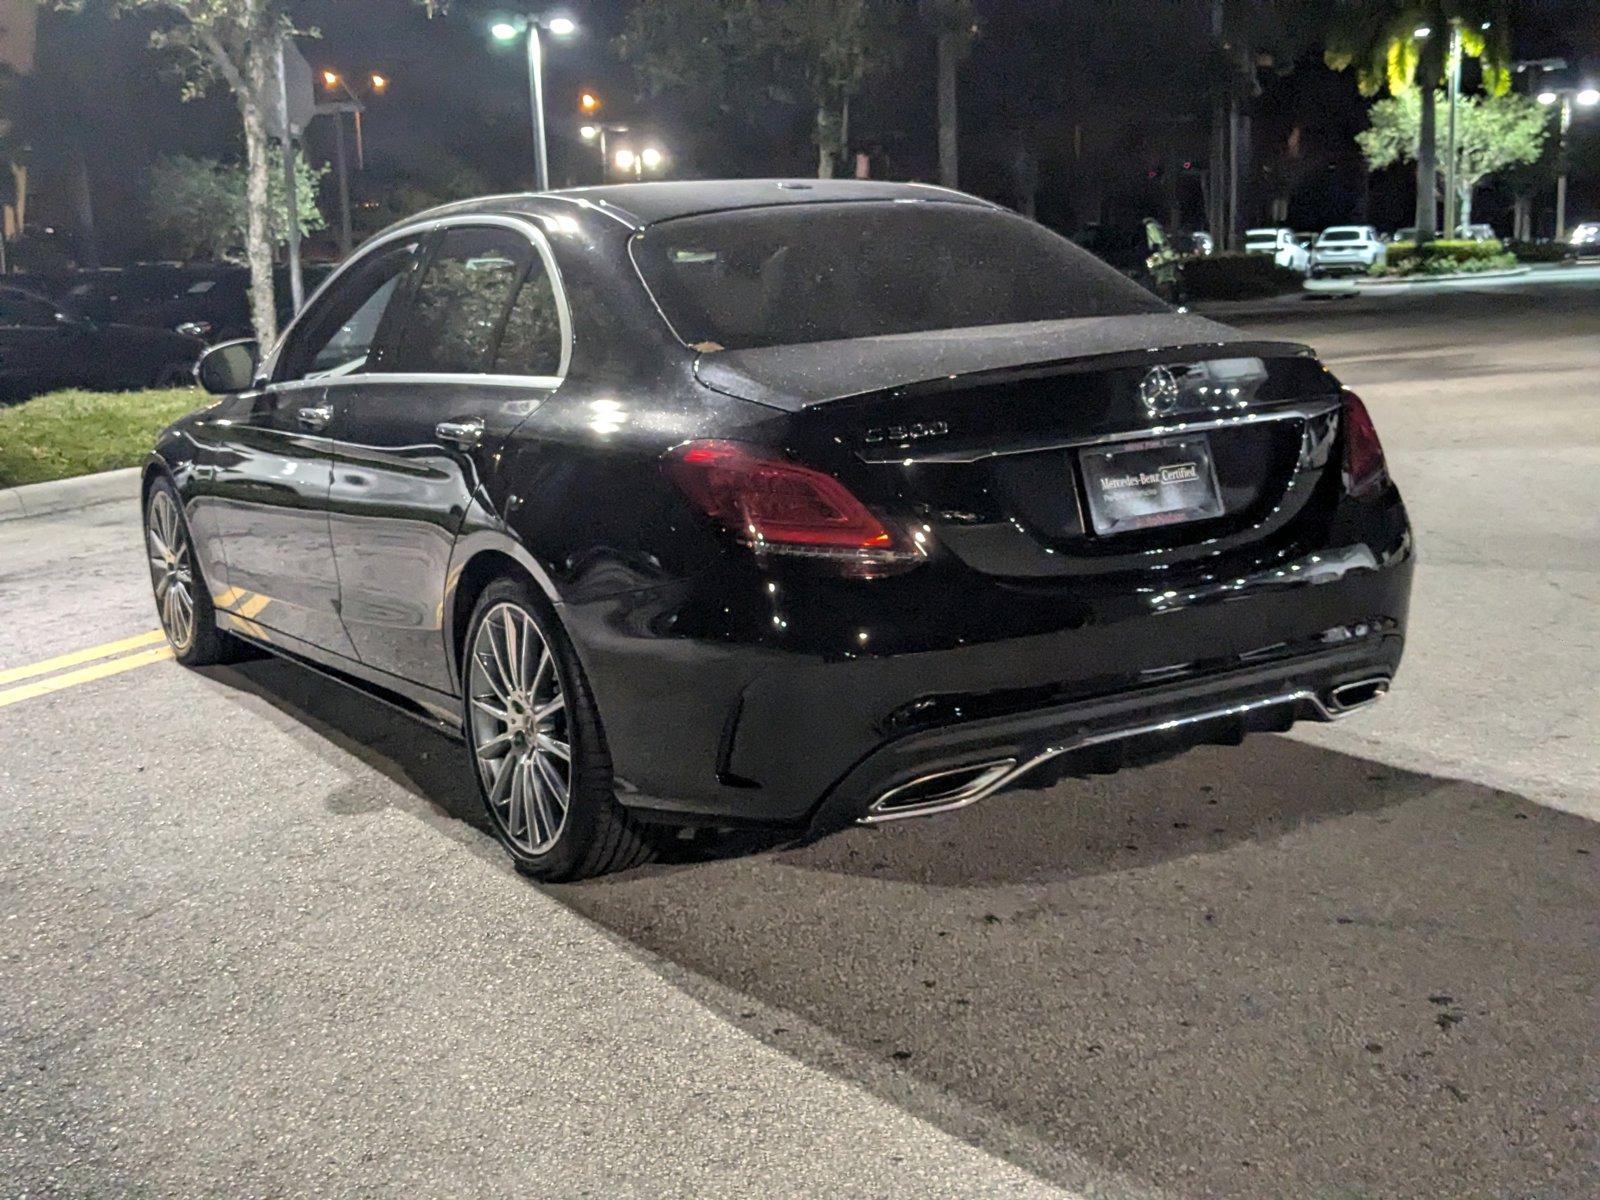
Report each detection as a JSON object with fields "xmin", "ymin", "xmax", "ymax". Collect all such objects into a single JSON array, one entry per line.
[
  {"xmin": 493, "ymin": 259, "xmax": 563, "ymax": 376},
  {"xmin": 633, "ymin": 201, "xmax": 1167, "ymax": 351},
  {"xmin": 0, "ymin": 290, "xmax": 59, "ymax": 327},
  {"xmin": 396, "ymin": 228, "xmax": 531, "ymax": 375},
  {"xmin": 277, "ymin": 242, "xmax": 420, "ymax": 382}
]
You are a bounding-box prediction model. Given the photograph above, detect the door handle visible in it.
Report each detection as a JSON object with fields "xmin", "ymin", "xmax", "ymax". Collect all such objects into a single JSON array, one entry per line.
[
  {"xmin": 435, "ymin": 418, "xmax": 485, "ymax": 449},
  {"xmin": 297, "ymin": 404, "xmax": 334, "ymax": 432}
]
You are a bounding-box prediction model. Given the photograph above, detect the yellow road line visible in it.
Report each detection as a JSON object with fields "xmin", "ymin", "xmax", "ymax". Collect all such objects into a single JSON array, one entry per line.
[
  {"xmin": 0, "ymin": 645, "xmax": 175, "ymax": 710},
  {"xmin": 0, "ymin": 630, "xmax": 168, "ymax": 688}
]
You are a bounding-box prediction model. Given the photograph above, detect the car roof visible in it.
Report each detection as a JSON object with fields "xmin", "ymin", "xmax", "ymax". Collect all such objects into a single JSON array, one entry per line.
[
  {"xmin": 1321, "ymin": 225, "xmax": 1370, "ymax": 233},
  {"xmin": 392, "ymin": 179, "xmax": 998, "ymax": 233}
]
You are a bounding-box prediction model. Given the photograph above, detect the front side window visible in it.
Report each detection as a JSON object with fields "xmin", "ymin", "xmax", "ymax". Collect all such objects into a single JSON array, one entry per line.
[
  {"xmin": 277, "ymin": 240, "xmax": 421, "ymax": 382},
  {"xmin": 631, "ymin": 201, "xmax": 1167, "ymax": 352},
  {"xmin": 392, "ymin": 227, "xmax": 537, "ymax": 375}
]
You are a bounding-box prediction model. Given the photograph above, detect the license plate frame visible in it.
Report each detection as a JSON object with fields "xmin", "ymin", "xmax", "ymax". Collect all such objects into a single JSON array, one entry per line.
[{"xmin": 1078, "ymin": 435, "xmax": 1225, "ymax": 536}]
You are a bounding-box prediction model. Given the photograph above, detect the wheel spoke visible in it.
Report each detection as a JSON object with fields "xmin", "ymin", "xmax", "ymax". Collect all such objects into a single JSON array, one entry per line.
[
  {"xmin": 473, "ymin": 651, "xmax": 511, "ymax": 705},
  {"xmin": 485, "ymin": 624, "xmax": 515, "ymax": 701},
  {"xmin": 470, "ymin": 695, "xmax": 509, "ymax": 723},
  {"xmin": 507, "ymin": 758, "xmax": 526, "ymax": 837},
  {"xmin": 535, "ymin": 733, "xmax": 569, "ymax": 761},
  {"xmin": 500, "ymin": 610, "xmax": 522, "ymax": 694},
  {"xmin": 475, "ymin": 731, "xmax": 514, "ymax": 759},
  {"xmin": 487, "ymin": 749, "xmax": 516, "ymax": 806},
  {"xmin": 146, "ymin": 527, "xmax": 170, "ymax": 564},
  {"xmin": 528, "ymin": 763, "xmax": 557, "ymax": 844},
  {"xmin": 154, "ymin": 572, "xmax": 170, "ymax": 600},
  {"xmin": 534, "ymin": 694, "xmax": 564, "ymax": 722},
  {"xmin": 535, "ymin": 753, "xmax": 569, "ymax": 814}
]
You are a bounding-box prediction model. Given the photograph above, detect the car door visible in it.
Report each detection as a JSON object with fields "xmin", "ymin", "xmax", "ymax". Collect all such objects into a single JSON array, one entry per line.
[
  {"xmin": 323, "ymin": 220, "xmax": 569, "ymax": 694},
  {"xmin": 206, "ymin": 237, "xmax": 423, "ymax": 657}
]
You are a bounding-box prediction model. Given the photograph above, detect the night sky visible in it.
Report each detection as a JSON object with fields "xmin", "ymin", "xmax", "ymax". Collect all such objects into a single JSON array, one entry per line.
[{"xmin": 24, "ymin": 0, "xmax": 1600, "ymax": 260}]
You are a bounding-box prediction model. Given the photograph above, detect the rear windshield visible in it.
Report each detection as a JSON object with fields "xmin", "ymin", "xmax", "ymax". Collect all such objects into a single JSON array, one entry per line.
[
  {"xmin": 631, "ymin": 201, "xmax": 1167, "ymax": 351},
  {"xmin": 1318, "ymin": 230, "xmax": 1362, "ymax": 243}
]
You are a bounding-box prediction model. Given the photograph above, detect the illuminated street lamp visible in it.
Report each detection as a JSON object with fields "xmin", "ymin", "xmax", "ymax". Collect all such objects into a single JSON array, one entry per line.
[
  {"xmin": 1537, "ymin": 83, "xmax": 1599, "ymax": 239},
  {"xmin": 491, "ymin": 13, "xmax": 579, "ymax": 191},
  {"xmin": 318, "ymin": 68, "xmax": 391, "ymax": 258},
  {"xmin": 613, "ymin": 144, "xmax": 666, "ymax": 179},
  {"xmin": 579, "ymin": 117, "xmax": 629, "ymax": 182}
]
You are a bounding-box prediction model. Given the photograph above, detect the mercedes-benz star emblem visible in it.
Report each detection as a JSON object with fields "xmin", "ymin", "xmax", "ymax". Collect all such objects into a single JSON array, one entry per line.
[{"xmin": 1139, "ymin": 365, "xmax": 1181, "ymax": 418}]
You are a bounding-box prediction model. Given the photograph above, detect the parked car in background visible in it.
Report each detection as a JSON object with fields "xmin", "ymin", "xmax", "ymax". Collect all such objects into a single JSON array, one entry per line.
[
  {"xmin": 151, "ymin": 180, "xmax": 1411, "ymax": 879},
  {"xmin": 1173, "ymin": 230, "xmax": 1214, "ymax": 256},
  {"xmin": 1389, "ymin": 227, "xmax": 1417, "ymax": 244},
  {"xmin": 0, "ymin": 285, "xmax": 202, "ymax": 401},
  {"xmin": 1310, "ymin": 226, "xmax": 1386, "ymax": 277},
  {"xmin": 1244, "ymin": 227, "xmax": 1310, "ymax": 274},
  {"xmin": 1568, "ymin": 222, "xmax": 1600, "ymax": 257},
  {"xmin": 1455, "ymin": 224, "xmax": 1496, "ymax": 242},
  {"xmin": 62, "ymin": 263, "xmax": 331, "ymax": 344}
]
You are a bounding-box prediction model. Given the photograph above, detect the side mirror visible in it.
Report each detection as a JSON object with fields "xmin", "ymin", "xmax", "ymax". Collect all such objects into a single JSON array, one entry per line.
[{"xmin": 197, "ymin": 338, "xmax": 260, "ymax": 395}]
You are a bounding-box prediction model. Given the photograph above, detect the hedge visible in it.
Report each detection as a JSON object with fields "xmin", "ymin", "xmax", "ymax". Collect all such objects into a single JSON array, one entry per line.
[
  {"xmin": 1506, "ymin": 240, "xmax": 1569, "ymax": 264},
  {"xmin": 1179, "ymin": 253, "xmax": 1304, "ymax": 301},
  {"xmin": 0, "ymin": 387, "xmax": 205, "ymax": 489},
  {"xmin": 1374, "ymin": 238, "xmax": 1516, "ymax": 276}
]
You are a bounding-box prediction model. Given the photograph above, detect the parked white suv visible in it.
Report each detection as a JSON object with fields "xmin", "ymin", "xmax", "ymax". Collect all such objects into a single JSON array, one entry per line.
[
  {"xmin": 1244, "ymin": 227, "xmax": 1310, "ymax": 274},
  {"xmin": 1311, "ymin": 226, "xmax": 1386, "ymax": 277}
]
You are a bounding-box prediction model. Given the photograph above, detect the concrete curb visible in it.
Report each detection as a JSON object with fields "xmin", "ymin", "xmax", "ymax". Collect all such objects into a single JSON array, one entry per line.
[
  {"xmin": 1352, "ymin": 266, "xmax": 1533, "ymax": 287},
  {"xmin": 0, "ymin": 467, "xmax": 141, "ymax": 524}
]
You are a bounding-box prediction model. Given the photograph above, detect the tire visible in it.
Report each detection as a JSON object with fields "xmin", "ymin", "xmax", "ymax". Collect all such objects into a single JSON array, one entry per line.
[
  {"xmin": 462, "ymin": 577, "xmax": 656, "ymax": 881},
  {"xmin": 144, "ymin": 477, "xmax": 236, "ymax": 666}
]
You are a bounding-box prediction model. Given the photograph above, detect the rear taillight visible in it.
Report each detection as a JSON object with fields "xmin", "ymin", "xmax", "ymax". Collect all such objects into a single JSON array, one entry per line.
[
  {"xmin": 1341, "ymin": 390, "xmax": 1388, "ymax": 499},
  {"xmin": 666, "ymin": 440, "xmax": 923, "ymax": 575}
]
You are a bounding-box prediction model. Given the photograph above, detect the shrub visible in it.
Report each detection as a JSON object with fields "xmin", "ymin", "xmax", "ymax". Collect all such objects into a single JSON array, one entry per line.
[
  {"xmin": 1179, "ymin": 253, "xmax": 1304, "ymax": 301},
  {"xmin": 1376, "ymin": 238, "xmax": 1516, "ymax": 276},
  {"xmin": 1506, "ymin": 240, "xmax": 1569, "ymax": 264}
]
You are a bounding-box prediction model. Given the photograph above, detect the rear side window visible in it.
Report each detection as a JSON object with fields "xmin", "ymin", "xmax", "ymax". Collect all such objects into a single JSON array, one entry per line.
[
  {"xmin": 632, "ymin": 201, "xmax": 1166, "ymax": 352},
  {"xmin": 493, "ymin": 258, "xmax": 563, "ymax": 377},
  {"xmin": 394, "ymin": 228, "xmax": 530, "ymax": 375}
]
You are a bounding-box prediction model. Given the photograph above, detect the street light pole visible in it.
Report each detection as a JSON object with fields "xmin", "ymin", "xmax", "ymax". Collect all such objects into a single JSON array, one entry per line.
[
  {"xmin": 526, "ymin": 21, "xmax": 549, "ymax": 191},
  {"xmin": 1556, "ymin": 93, "xmax": 1572, "ymax": 241},
  {"xmin": 493, "ymin": 16, "xmax": 576, "ymax": 192},
  {"xmin": 1537, "ymin": 84, "xmax": 1599, "ymax": 241},
  {"xmin": 1443, "ymin": 20, "xmax": 1463, "ymax": 238}
]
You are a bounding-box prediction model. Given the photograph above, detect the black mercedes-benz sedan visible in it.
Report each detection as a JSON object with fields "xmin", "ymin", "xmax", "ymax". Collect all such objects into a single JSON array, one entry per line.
[{"xmin": 145, "ymin": 180, "xmax": 1412, "ymax": 880}]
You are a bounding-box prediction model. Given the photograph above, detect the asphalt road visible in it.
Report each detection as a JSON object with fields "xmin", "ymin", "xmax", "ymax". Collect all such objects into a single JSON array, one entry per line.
[{"xmin": 2, "ymin": 273, "xmax": 1596, "ymax": 1199}]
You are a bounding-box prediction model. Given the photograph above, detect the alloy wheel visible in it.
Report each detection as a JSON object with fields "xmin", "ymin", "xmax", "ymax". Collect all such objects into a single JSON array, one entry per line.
[
  {"xmin": 146, "ymin": 489, "xmax": 196, "ymax": 651},
  {"xmin": 468, "ymin": 602, "xmax": 571, "ymax": 855}
]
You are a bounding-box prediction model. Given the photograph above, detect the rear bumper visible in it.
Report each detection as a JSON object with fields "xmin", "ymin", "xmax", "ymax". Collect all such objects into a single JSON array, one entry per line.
[
  {"xmin": 566, "ymin": 498, "xmax": 1413, "ymax": 827},
  {"xmin": 806, "ymin": 633, "xmax": 1400, "ymax": 835}
]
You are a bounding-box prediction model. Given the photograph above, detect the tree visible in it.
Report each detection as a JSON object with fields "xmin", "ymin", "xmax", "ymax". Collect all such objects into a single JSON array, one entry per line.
[
  {"xmin": 917, "ymin": 0, "xmax": 977, "ymax": 190},
  {"xmin": 60, "ymin": 0, "xmax": 438, "ymax": 346},
  {"xmin": 146, "ymin": 152, "xmax": 325, "ymax": 261},
  {"xmin": 620, "ymin": 0, "xmax": 895, "ymax": 178},
  {"xmin": 1357, "ymin": 89, "xmax": 1546, "ymax": 229},
  {"xmin": 1324, "ymin": 1, "xmax": 1511, "ymax": 242}
]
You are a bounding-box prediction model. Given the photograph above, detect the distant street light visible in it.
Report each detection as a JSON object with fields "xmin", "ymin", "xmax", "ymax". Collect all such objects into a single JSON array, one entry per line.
[
  {"xmin": 579, "ymin": 119, "xmax": 629, "ymax": 182},
  {"xmin": 1537, "ymin": 83, "xmax": 1599, "ymax": 239},
  {"xmin": 491, "ymin": 13, "xmax": 579, "ymax": 191},
  {"xmin": 1413, "ymin": 25, "xmax": 1431, "ymax": 39},
  {"xmin": 317, "ymin": 66, "xmax": 392, "ymax": 258},
  {"xmin": 613, "ymin": 144, "xmax": 666, "ymax": 179}
]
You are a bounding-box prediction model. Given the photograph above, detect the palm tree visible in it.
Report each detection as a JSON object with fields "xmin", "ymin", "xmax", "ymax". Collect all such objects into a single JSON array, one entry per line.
[
  {"xmin": 1324, "ymin": 1, "xmax": 1510, "ymax": 241},
  {"xmin": 917, "ymin": 0, "xmax": 977, "ymax": 190}
]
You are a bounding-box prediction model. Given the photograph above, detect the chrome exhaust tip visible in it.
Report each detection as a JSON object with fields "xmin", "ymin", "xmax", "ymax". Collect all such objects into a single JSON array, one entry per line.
[
  {"xmin": 1327, "ymin": 676, "xmax": 1390, "ymax": 714},
  {"xmin": 861, "ymin": 759, "xmax": 1017, "ymax": 824}
]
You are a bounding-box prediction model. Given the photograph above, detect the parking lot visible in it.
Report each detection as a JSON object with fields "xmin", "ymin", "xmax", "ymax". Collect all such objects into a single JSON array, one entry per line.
[{"xmin": 2, "ymin": 273, "xmax": 1597, "ymax": 1198}]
